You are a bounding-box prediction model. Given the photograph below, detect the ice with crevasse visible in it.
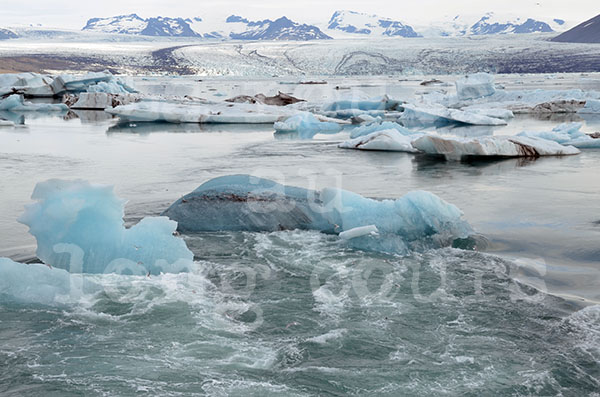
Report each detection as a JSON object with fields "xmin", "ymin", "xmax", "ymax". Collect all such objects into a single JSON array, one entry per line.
[
  {"xmin": 348, "ymin": 121, "xmax": 418, "ymax": 139},
  {"xmin": 18, "ymin": 179, "xmax": 195, "ymax": 275},
  {"xmin": 412, "ymin": 134, "xmax": 581, "ymax": 160},
  {"xmin": 518, "ymin": 122, "xmax": 600, "ymax": 149},
  {"xmin": 273, "ymin": 112, "xmax": 342, "ymax": 135},
  {"xmin": 162, "ymin": 175, "xmax": 473, "ymax": 255},
  {"xmin": 400, "ymin": 103, "xmax": 507, "ymax": 126},
  {"xmin": 578, "ymin": 99, "xmax": 600, "ymax": 114},
  {"xmin": 339, "ymin": 129, "xmax": 421, "ymax": 152},
  {"xmin": 455, "ymin": 73, "xmax": 496, "ymax": 101},
  {"xmin": 0, "ymin": 94, "xmax": 68, "ymax": 112},
  {"xmin": 0, "ymin": 257, "xmax": 101, "ymax": 304}
]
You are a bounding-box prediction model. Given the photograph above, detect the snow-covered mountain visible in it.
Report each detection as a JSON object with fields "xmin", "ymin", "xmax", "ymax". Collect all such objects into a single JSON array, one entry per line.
[
  {"xmin": 0, "ymin": 28, "xmax": 18, "ymax": 40},
  {"xmin": 227, "ymin": 16, "xmax": 331, "ymax": 40},
  {"xmin": 552, "ymin": 14, "xmax": 600, "ymax": 43},
  {"xmin": 420, "ymin": 13, "xmax": 565, "ymax": 37},
  {"xmin": 82, "ymin": 14, "xmax": 330, "ymax": 40},
  {"xmin": 83, "ymin": 14, "xmax": 204, "ymax": 37},
  {"xmin": 327, "ymin": 10, "xmax": 420, "ymax": 38}
]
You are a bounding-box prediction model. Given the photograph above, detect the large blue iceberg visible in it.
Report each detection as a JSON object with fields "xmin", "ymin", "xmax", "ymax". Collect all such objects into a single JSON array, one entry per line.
[
  {"xmin": 162, "ymin": 175, "xmax": 473, "ymax": 255},
  {"xmin": 18, "ymin": 180, "xmax": 195, "ymax": 274}
]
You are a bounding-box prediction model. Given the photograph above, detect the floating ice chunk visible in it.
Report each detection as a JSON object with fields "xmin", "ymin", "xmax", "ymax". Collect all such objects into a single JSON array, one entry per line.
[
  {"xmin": 339, "ymin": 225, "xmax": 379, "ymax": 240},
  {"xmin": 0, "ymin": 258, "xmax": 100, "ymax": 304},
  {"xmin": 455, "ymin": 73, "xmax": 496, "ymax": 101},
  {"xmin": 50, "ymin": 71, "xmax": 114, "ymax": 95},
  {"xmin": 0, "ymin": 119, "xmax": 14, "ymax": 127},
  {"xmin": 518, "ymin": 122, "xmax": 600, "ymax": 148},
  {"xmin": 274, "ymin": 112, "xmax": 342, "ymax": 134},
  {"xmin": 163, "ymin": 175, "xmax": 473, "ymax": 255},
  {"xmin": 0, "ymin": 94, "xmax": 68, "ymax": 112},
  {"xmin": 86, "ymin": 80, "xmax": 137, "ymax": 94},
  {"xmin": 579, "ymin": 99, "xmax": 600, "ymax": 114},
  {"xmin": 339, "ymin": 129, "xmax": 420, "ymax": 152},
  {"xmin": 18, "ymin": 179, "xmax": 195, "ymax": 274},
  {"xmin": 323, "ymin": 94, "xmax": 401, "ymax": 114},
  {"xmin": 349, "ymin": 121, "xmax": 418, "ymax": 139},
  {"xmin": 460, "ymin": 106, "xmax": 514, "ymax": 120},
  {"xmin": 401, "ymin": 104, "xmax": 507, "ymax": 126},
  {"xmin": 67, "ymin": 92, "xmax": 138, "ymax": 110},
  {"xmin": 319, "ymin": 187, "xmax": 473, "ymax": 254},
  {"xmin": 412, "ymin": 135, "xmax": 580, "ymax": 160},
  {"xmin": 108, "ymin": 99, "xmax": 300, "ymax": 124},
  {"xmin": 352, "ymin": 114, "xmax": 381, "ymax": 124}
]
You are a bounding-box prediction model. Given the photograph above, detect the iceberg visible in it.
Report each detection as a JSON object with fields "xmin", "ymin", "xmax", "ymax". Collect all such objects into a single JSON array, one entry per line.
[
  {"xmin": 0, "ymin": 94, "xmax": 68, "ymax": 112},
  {"xmin": 401, "ymin": 103, "xmax": 507, "ymax": 126},
  {"xmin": 0, "ymin": 71, "xmax": 136, "ymax": 98},
  {"xmin": 18, "ymin": 179, "xmax": 195, "ymax": 274},
  {"xmin": 66, "ymin": 92, "xmax": 139, "ymax": 110},
  {"xmin": 0, "ymin": 258, "xmax": 100, "ymax": 304},
  {"xmin": 274, "ymin": 112, "xmax": 343, "ymax": 135},
  {"xmin": 0, "ymin": 119, "xmax": 14, "ymax": 127},
  {"xmin": 459, "ymin": 106, "xmax": 515, "ymax": 120},
  {"xmin": 578, "ymin": 99, "xmax": 600, "ymax": 114},
  {"xmin": 455, "ymin": 73, "xmax": 496, "ymax": 101},
  {"xmin": 412, "ymin": 135, "xmax": 580, "ymax": 160},
  {"xmin": 348, "ymin": 121, "xmax": 418, "ymax": 139},
  {"xmin": 226, "ymin": 92, "xmax": 305, "ymax": 106},
  {"xmin": 339, "ymin": 129, "xmax": 420, "ymax": 152},
  {"xmin": 518, "ymin": 122, "xmax": 600, "ymax": 149},
  {"xmin": 162, "ymin": 175, "xmax": 473, "ymax": 255},
  {"xmin": 322, "ymin": 94, "xmax": 402, "ymax": 118},
  {"xmin": 107, "ymin": 99, "xmax": 300, "ymax": 124}
]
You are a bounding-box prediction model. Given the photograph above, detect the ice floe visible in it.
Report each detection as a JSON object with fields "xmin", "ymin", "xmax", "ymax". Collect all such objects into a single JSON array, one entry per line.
[
  {"xmin": 518, "ymin": 122, "xmax": 600, "ymax": 149},
  {"xmin": 579, "ymin": 99, "xmax": 600, "ymax": 114},
  {"xmin": 18, "ymin": 179, "xmax": 195, "ymax": 274},
  {"xmin": 412, "ymin": 135, "xmax": 580, "ymax": 160},
  {"xmin": 348, "ymin": 121, "xmax": 418, "ymax": 139},
  {"xmin": 274, "ymin": 112, "xmax": 343, "ymax": 134},
  {"xmin": 455, "ymin": 73, "xmax": 496, "ymax": 101},
  {"xmin": 162, "ymin": 175, "xmax": 473, "ymax": 255},
  {"xmin": 339, "ymin": 129, "xmax": 420, "ymax": 152},
  {"xmin": 0, "ymin": 94, "xmax": 68, "ymax": 112},
  {"xmin": 401, "ymin": 103, "xmax": 508, "ymax": 126},
  {"xmin": 65, "ymin": 92, "xmax": 139, "ymax": 110}
]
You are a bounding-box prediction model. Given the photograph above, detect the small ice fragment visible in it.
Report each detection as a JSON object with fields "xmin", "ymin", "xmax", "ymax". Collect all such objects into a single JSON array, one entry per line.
[{"xmin": 339, "ymin": 225, "xmax": 379, "ymax": 240}]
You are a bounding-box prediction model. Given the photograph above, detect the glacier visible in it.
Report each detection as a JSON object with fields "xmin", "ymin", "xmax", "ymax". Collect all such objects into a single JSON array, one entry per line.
[
  {"xmin": 162, "ymin": 175, "xmax": 473, "ymax": 255},
  {"xmin": 339, "ymin": 129, "xmax": 420, "ymax": 152},
  {"xmin": 412, "ymin": 135, "xmax": 581, "ymax": 160},
  {"xmin": 18, "ymin": 180, "xmax": 195, "ymax": 274},
  {"xmin": 518, "ymin": 122, "xmax": 600, "ymax": 149}
]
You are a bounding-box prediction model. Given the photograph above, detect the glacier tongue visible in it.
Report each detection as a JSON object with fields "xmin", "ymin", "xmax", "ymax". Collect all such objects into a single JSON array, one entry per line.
[{"xmin": 18, "ymin": 180, "xmax": 195, "ymax": 275}]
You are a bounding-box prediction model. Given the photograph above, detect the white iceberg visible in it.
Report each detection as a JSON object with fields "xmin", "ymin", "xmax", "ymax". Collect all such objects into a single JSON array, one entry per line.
[
  {"xmin": 0, "ymin": 119, "xmax": 14, "ymax": 127},
  {"xmin": 274, "ymin": 112, "xmax": 342, "ymax": 134},
  {"xmin": 339, "ymin": 129, "xmax": 420, "ymax": 152},
  {"xmin": 401, "ymin": 103, "xmax": 507, "ymax": 126},
  {"xmin": 578, "ymin": 99, "xmax": 600, "ymax": 114},
  {"xmin": 518, "ymin": 122, "xmax": 600, "ymax": 149},
  {"xmin": 68, "ymin": 92, "xmax": 139, "ymax": 110},
  {"xmin": 459, "ymin": 106, "xmax": 514, "ymax": 120},
  {"xmin": 323, "ymin": 94, "xmax": 402, "ymax": 113},
  {"xmin": 412, "ymin": 135, "xmax": 580, "ymax": 160},
  {"xmin": 339, "ymin": 225, "xmax": 379, "ymax": 240},
  {"xmin": 108, "ymin": 99, "xmax": 301, "ymax": 124},
  {"xmin": 349, "ymin": 121, "xmax": 419, "ymax": 139},
  {"xmin": 455, "ymin": 73, "xmax": 496, "ymax": 101},
  {"xmin": 0, "ymin": 94, "xmax": 68, "ymax": 112},
  {"xmin": 18, "ymin": 179, "xmax": 195, "ymax": 274}
]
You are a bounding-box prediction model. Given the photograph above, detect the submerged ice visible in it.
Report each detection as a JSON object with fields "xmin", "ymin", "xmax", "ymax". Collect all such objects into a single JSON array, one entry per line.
[
  {"xmin": 18, "ymin": 180, "xmax": 194, "ymax": 274},
  {"xmin": 163, "ymin": 175, "xmax": 473, "ymax": 255}
]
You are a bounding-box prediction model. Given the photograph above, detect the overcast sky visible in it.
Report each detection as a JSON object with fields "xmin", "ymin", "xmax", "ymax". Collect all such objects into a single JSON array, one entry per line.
[{"xmin": 1, "ymin": 0, "xmax": 597, "ymax": 28}]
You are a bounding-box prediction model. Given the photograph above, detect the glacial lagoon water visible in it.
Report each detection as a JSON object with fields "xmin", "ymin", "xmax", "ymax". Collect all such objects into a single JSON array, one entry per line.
[{"xmin": 0, "ymin": 75, "xmax": 599, "ymax": 395}]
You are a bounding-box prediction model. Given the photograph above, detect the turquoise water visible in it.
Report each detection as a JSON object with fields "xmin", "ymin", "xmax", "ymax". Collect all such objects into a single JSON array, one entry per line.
[{"xmin": 0, "ymin": 76, "xmax": 599, "ymax": 395}]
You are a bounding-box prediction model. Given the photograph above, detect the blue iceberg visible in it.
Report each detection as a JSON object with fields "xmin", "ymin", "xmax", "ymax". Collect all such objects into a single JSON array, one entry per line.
[
  {"xmin": 348, "ymin": 121, "xmax": 419, "ymax": 139},
  {"xmin": 18, "ymin": 180, "xmax": 195, "ymax": 274},
  {"xmin": 163, "ymin": 175, "xmax": 473, "ymax": 255},
  {"xmin": 518, "ymin": 122, "xmax": 600, "ymax": 149},
  {"xmin": 0, "ymin": 94, "xmax": 68, "ymax": 112},
  {"xmin": 274, "ymin": 112, "xmax": 342, "ymax": 138}
]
